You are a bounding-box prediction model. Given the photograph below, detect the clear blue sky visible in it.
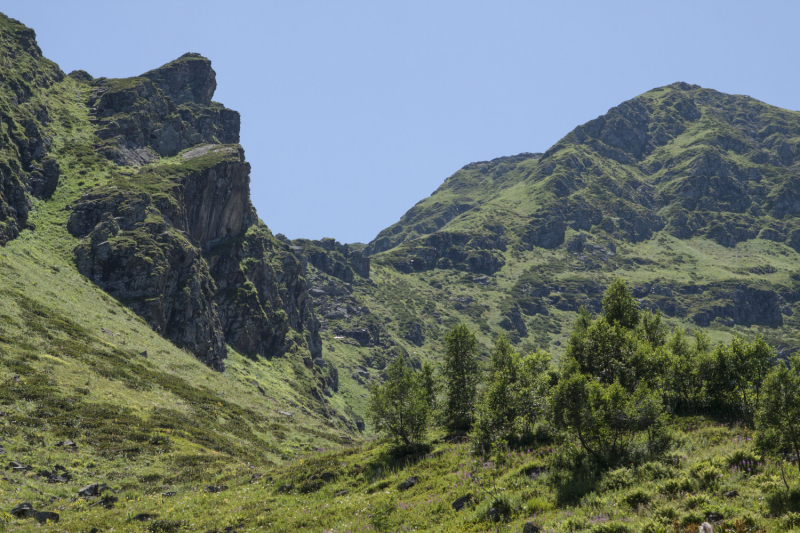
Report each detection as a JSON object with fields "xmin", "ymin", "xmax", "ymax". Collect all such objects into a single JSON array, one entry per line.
[{"xmin": 7, "ymin": 1, "xmax": 800, "ymax": 243}]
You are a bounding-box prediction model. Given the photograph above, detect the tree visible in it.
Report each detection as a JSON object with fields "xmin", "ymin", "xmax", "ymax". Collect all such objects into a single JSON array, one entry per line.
[
  {"xmin": 756, "ymin": 355, "xmax": 800, "ymax": 474},
  {"xmin": 516, "ymin": 349, "xmax": 551, "ymax": 438},
  {"xmin": 640, "ymin": 310, "xmax": 667, "ymax": 347},
  {"xmin": 703, "ymin": 336, "xmax": 773, "ymax": 420},
  {"xmin": 473, "ymin": 335, "xmax": 520, "ymax": 451},
  {"xmin": 602, "ymin": 278, "xmax": 640, "ymax": 330},
  {"xmin": 550, "ymin": 366, "xmax": 668, "ymax": 466},
  {"xmin": 442, "ymin": 324, "xmax": 479, "ymax": 433},
  {"xmin": 368, "ymin": 355, "xmax": 429, "ymax": 445},
  {"xmin": 419, "ymin": 361, "xmax": 437, "ymax": 413},
  {"xmin": 474, "ymin": 336, "xmax": 552, "ymax": 451},
  {"xmin": 664, "ymin": 326, "xmax": 702, "ymax": 412}
]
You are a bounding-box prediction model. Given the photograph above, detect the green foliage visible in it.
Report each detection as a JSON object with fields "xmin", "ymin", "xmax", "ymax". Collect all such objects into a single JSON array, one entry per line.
[
  {"xmin": 704, "ymin": 336, "xmax": 773, "ymax": 420},
  {"xmin": 551, "ymin": 370, "xmax": 669, "ymax": 467},
  {"xmin": 441, "ymin": 323, "xmax": 479, "ymax": 433},
  {"xmin": 367, "ymin": 355, "xmax": 430, "ymax": 445},
  {"xmin": 602, "ymin": 278, "xmax": 640, "ymax": 330},
  {"xmin": 756, "ymin": 354, "xmax": 800, "ymax": 472},
  {"xmin": 473, "ymin": 336, "xmax": 551, "ymax": 451},
  {"xmin": 640, "ymin": 310, "xmax": 668, "ymax": 347}
]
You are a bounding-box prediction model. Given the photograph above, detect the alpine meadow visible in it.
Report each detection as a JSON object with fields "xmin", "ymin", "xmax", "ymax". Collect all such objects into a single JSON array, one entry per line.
[{"xmin": 5, "ymin": 10, "xmax": 800, "ymax": 533}]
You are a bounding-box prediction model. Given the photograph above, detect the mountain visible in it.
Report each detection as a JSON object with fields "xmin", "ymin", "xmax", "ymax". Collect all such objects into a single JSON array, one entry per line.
[
  {"xmin": 3, "ymin": 11, "xmax": 800, "ymax": 531},
  {"xmin": 345, "ymin": 82, "xmax": 800, "ymax": 354}
]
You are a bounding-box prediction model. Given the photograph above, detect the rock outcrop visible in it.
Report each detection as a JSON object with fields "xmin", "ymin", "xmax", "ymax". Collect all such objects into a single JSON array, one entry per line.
[
  {"xmin": 0, "ymin": 14, "xmax": 65, "ymax": 244},
  {"xmin": 88, "ymin": 54, "xmax": 239, "ymax": 166},
  {"xmin": 66, "ymin": 56, "xmax": 322, "ymax": 369}
]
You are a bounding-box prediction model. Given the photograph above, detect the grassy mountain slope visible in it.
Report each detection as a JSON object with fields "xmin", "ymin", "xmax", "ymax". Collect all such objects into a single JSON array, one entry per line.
[{"xmin": 339, "ymin": 83, "xmax": 800, "ymax": 368}]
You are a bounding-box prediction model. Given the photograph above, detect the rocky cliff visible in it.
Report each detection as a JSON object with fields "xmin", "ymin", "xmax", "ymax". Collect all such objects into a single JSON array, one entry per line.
[
  {"xmin": 0, "ymin": 14, "xmax": 65, "ymax": 244},
  {"xmin": 64, "ymin": 78, "xmax": 322, "ymax": 370},
  {"xmin": 0, "ymin": 13, "xmax": 331, "ymax": 373}
]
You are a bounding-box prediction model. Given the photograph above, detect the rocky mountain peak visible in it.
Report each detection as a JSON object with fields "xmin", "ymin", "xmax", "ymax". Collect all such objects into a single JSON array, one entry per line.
[{"xmin": 142, "ymin": 52, "xmax": 217, "ymax": 106}]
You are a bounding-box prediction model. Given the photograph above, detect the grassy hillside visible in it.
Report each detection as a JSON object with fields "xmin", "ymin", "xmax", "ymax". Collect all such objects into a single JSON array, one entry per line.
[{"xmin": 4, "ymin": 11, "xmax": 800, "ymax": 533}]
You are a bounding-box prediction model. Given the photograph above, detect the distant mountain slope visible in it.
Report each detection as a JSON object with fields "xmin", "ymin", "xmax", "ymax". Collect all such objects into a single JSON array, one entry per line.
[
  {"xmin": 320, "ymin": 83, "xmax": 800, "ymax": 365},
  {"xmin": 365, "ymin": 152, "xmax": 542, "ymax": 255},
  {"xmin": 369, "ymin": 82, "xmax": 800, "ymax": 262}
]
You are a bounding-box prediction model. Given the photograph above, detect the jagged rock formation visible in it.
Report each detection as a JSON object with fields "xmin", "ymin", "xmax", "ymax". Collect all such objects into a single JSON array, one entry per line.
[
  {"xmin": 59, "ymin": 55, "xmax": 320, "ymax": 369},
  {"xmin": 0, "ymin": 14, "xmax": 64, "ymax": 244},
  {"xmin": 88, "ymin": 53, "xmax": 239, "ymax": 166}
]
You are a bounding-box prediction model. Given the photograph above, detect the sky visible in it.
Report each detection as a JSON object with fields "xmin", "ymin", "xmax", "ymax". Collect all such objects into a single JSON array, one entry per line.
[{"xmin": 6, "ymin": 1, "xmax": 800, "ymax": 243}]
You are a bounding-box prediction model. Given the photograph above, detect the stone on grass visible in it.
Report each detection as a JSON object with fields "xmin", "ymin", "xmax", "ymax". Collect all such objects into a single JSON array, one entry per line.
[
  {"xmin": 452, "ymin": 494, "xmax": 472, "ymax": 512},
  {"xmin": 78, "ymin": 483, "xmax": 101, "ymax": 497},
  {"xmin": 11, "ymin": 502, "xmax": 35, "ymax": 518},
  {"xmin": 523, "ymin": 522, "xmax": 542, "ymax": 533},
  {"xmin": 397, "ymin": 477, "xmax": 417, "ymax": 491},
  {"xmin": 35, "ymin": 511, "xmax": 59, "ymax": 524}
]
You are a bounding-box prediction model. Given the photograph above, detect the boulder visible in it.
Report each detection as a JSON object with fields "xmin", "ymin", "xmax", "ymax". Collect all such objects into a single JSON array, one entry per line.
[
  {"xmin": 78, "ymin": 483, "xmax": 101, "ymax": 497},
  {"xmin": 397, "ymin": 477, "xmax": 417, "ymax": 491},
  {"xmin": 11, "ymin": 502, "xmax": 35, "ymax": 518},
  {"xmin": 35, "ymin": 511, "xmax": 59, "ymax": 523},
  {"xmin": 451, "ymin": 494, "xmax": 472, "ymax": 512}
]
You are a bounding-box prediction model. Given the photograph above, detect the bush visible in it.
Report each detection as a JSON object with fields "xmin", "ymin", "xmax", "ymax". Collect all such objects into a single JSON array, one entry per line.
[
  {"xmin": 766, "ymin": 487, "xmax": 800, "ymax": 515},
  {"xmin": 755, "ymin": 354, "xmax": 800, "ymax": 473},
  {"xmin": 472, "ymin": 336, "xmax": 550, "ymax": 451},
  {"xmin": 622, "ymin": 488, "xmax": 653, "ymax": 508},
  {"xmin": 600, "ymin": 467, "xmax": 634, "ymax": 492}
]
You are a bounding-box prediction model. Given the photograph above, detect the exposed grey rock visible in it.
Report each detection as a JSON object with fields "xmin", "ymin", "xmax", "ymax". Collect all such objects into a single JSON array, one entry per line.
[
  {"xmin": 90, "ymin": 55, "xmax": 239, "ymax": 166},
  {"xmin": 397, "ymin": 476, "xmax": 417, "ymax": 491},
  {"xmin": 11, "ymin": 502, "xmax": 35, "ymax": 518},
  {"xmin": 78, "ymin": 483, "xmax": 102, "ymax": 497},
  {"xmin": 499, "ymin": 305, "xmax": 528, "ymax": 337},
  {"xmin": 28, "ymin": 157, "xmax": 59, "ymax": 199},
  {"xmin": 522, "ymin": 522, "xmax": 542, "ymax": 533},
  {"xmin": 451, "ymin": 494, "xmax": 472, "ymax": 511},
  {"xmin": 34, "ymin": 511, "xmax": 59, "ymax": 523}
]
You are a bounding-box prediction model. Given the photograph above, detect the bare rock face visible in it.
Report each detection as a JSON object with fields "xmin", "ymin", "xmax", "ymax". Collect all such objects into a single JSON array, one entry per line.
[
  {"xmin": 68, "ymin": 144, "xmax": 321, "ymax": 369},
  {"xmin": 142, "ymin": 53, "xmax": 217, "ymax": 106},
  {"xmin": 71, "ymin": 196, "xmax": 228, "ymax": 369},
  {"xmin": 207, "ymin": 224, "xmax": 323, "ymax": 360},
  {"xmin": 89, "ymin": 54, "xmax": 239, "ymax": 166}
]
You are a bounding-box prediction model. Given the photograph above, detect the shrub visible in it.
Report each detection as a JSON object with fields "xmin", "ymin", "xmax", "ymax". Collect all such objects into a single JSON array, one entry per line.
[
  {"xmin": 622, "ymin": 488, "xmax": 653, "ymax": 508},
  {"xmin": 600, "ymin": 467, "xmax": 634, "ymax": 492},
  {"xmin": 755, "ymin": 354, "xmax": 800, "ymax": 473},
  {"xmin": 551, "ymin": 370, "xmax": 669, "ymax": 467},
  {"xmin": 766, "ymin": 487, "xmax": 800, "ymax": 515}
]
